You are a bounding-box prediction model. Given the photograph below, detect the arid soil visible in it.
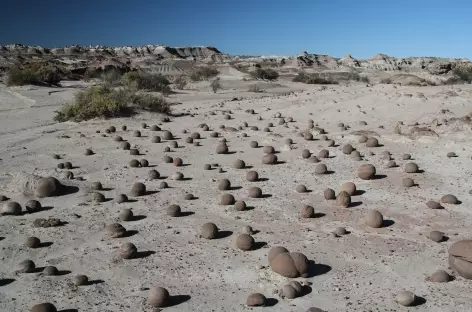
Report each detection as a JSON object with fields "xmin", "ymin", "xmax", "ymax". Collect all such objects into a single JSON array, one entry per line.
[{"xmin": 0, "ymin": 78, "xmax": 472, "ymax": 312}]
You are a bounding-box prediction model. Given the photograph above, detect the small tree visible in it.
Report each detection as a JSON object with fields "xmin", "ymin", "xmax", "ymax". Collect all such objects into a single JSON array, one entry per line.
[{"xmin": 210, "ymin": 78, "xmax": 221, "ymax": 93}]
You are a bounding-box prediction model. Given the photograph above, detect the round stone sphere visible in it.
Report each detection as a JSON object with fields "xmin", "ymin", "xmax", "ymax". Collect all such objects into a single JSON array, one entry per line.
[
  {"xmin": 324, "ymin": 188, "xmax": 335, "ymax": 200},
  {"xmin": 218, "ymin": 179, "xmax": 231, "ymax": 191},
  {"xmin": 130, "ymin": 182, "xmax": 146, "ymax": 196},
  {"xmin": 173, "ymin": 157, "xmax": 183, "ymax": 167},
  {"xmin": 172, "ymin": 172, "xmax": 184, "ymax": 180},
  {"xmin": 147, "ymin": 286, "xmax": 170, "ymax": 308},
  {"xmin": 234, "ymin": 200, "xmax": 246, "ymax": 211},
  {"xmin": 342, "ymin": 144, "xmax": 354, "ymax": 155},
  {"xmin": 246, "ymin": 171, "xmax": 259, "ymax": 182},
  {"xmin": 429, "ymin": 230, "xmax": 444, "ymax": 242},
  {"xmin": 247, "ymin": 293, "xmax": 266, "ymax": 307},
  {"xmin": 119, "ymin": 208, "xmax": 133, "ymax": 221},
  {"xmin": 296, "ymin": 185, "xmax": 307, "ymax": 193},
  {"xmin": 341, "ymin": 182, "xmax": 356, "ymax": 196},
  {"xmin": 140, "ymin": 159, "xmax": 149, "ymax": 167},
  {"xmin": 315, "ymin": 163, "xmax": 327, "ymax": 175},
  {"xmin": 250, "ymin": 141, "xmax": 258, "ymax": 148},
  {"xmin": 25, "ymin": 200, "xmax": 41, "ymax": 213},
  {"xmin": 220, "ymin": 193, "xmax": 235, "ymax": 205},
  {"xmin": 366, "ymin": 137, "xmax": 379, "ymax": 147},
  {"xmin": 358, "ymin": 135, "xmax": 368, "ymax": 143},
  {"xmin": 318, "ymin": 149, "xmax": 329, "ymax": 159},
  {"xmin": 25, "ymin": 237, "xmax": 41, "ymax": 248},
  {"xmin": 300, "ymin": 205, "xmax": 315, "ymax": 218},
  {"xmin": 18, "ymin": 260, "xmax": 36, "ymax": 273},
  {"xmin": 430, "ymin": 270, "xmax": 451, "ymax": 283},
  {"xmin": 358, "ymin": 164, "xmax": 376, "ymax": 180},
  {"xmin": 403, "ymin": 178, "xmax": 414, "ymax": 187},
  {"xmin": 236, "ymin": 234, "xmax": 255, "ymax": 251},
  {"xmin": 440, "ymin": 194, "xmax": 459, "ymax": 204},
  {"xmin": 129, "ymin": 159, "xmax": 140, "ymax": 168},
  {"xmin": 404, "ymin": 162, "xmax": 419, "ymax": 173},
  {"xmin": 395, "ymin": 291, "xmax": 416, "ymax": 307},
  {"xmin": 262, "ymin": 154, "xmax": 277, "ymax": 164},
  {"xmin": 119, "ymin": 242, "xmax": 137, "ymax": 259},
  {"xmin": 365, "ymin": 210, "xmax": 384, "ymax": 228},
  {"xmin": 148, "ymin": 170, "xmax": 160, "ymax": 180},
  {"xmin": 201, "ymin": 222, "xmax": 218, "ymax": 239},
  {"xmin": 43, "ymin": 266, "xmax": 59, "ymax": 276},
  {"xmin": 248, "ymin": 187, "xmax": 262, "ymax": 198},
  {"xmin": 31, "ymin": 303, "xmax": 58, "ymax": 312},
  {"xmin": 73, "ymin": 274, "xmax": 89, "ymax": 286},
  {"xmin": 2, "ymin": 201, "xmax": 22, "ymax": 215},
  {"xmin": 302, "ymin": 149, "xmax": 311, "ymax": 159},
  {"xmin": 263, "ymin": 146, "xmax": 275, "ymax": 154},
  {"xmin": 233, "ymin": 159, "xmax": 246, "ymax": 169}
]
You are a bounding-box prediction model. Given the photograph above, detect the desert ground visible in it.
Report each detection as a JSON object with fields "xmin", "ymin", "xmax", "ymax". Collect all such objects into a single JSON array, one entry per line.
[{"xmin": 1, "ymin": 72, "xmax": 472, "ymax": 312}]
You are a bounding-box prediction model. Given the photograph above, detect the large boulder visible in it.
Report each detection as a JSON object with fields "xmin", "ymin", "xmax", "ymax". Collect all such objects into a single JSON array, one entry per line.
[{"xmin": 449, "ymin": 240, "xmax": 472, "ymax": 279}]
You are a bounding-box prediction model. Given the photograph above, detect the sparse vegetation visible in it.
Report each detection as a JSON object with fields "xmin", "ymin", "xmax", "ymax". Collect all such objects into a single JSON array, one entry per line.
[
  {"xmin": 248, "ymin": 84, "xmax": 264, "ymax": 92},
  {"xmin": 293, "ymin": 72, "xmax": 337, "ymax": 84},
  {"xmin": 210, "ymin": 78, "xmax": 222, "ymax": 93},
  {"xmin": 122, "ymin": 71, "xmax": 171, "ymax": 95},
  {"xmin": 54, "ymin": 85, "xmax": 171, "ymax": 122},
  {"xmin": 174, "ymin": 75, "xmax": 188, "ymax": 90},
  {"xmin": 452, "ymin": 67, "xmax": 472, "ymax": 83},
  {"xmin": 7, "ymin": 64, "xmax": 61, "ymax": 86},
  {"xmin": 250, "ymin": 68, "xmax": 279, "ymax": 80},
  {"xmin": 190, "ymin": 66, "xmax": 219, "ymax": 81}
]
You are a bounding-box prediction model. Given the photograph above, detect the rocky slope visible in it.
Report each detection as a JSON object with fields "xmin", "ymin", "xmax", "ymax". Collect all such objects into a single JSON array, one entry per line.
[{"xmin": 0, "ymin": 44, "xmax": 470, "ymax": 75}]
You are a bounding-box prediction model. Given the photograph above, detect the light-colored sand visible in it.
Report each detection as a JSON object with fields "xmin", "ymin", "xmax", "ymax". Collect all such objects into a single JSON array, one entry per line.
[{"xmin": 0, "ymin": 78, "xmax": 471, "ymax": 312}]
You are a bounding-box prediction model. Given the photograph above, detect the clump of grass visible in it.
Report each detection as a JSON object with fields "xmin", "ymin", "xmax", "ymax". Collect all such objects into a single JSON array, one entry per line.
[
  {"xmin": 248, "ymin": 84, "xmax": 264, "ymax": 92},
  {"xmin": 54, "ymin": 85, "xmax": 170, "ymax": 122},
  {"xmin": 380, "ymin": 77, "xmax": 393, "ymax": 84},
  {"xmin": 174, "ymin": 75, "xmax": 187, "ymax": 90},
  {"xmin": 7, "ymin": 63, "xmax": 61, "ymax": 86},
  {"xmin": 250, "ymin": 68, "xmax": 279, "ymax": 80},
  {"xmin": 452, "ymin": 67, "xmax": 472, "ymax": 83},
  {"xmin": 100, "ymin": 70, "xmax": 123, "ymax": 87},
  {"xmin": 122, "ymin": 71, "xmax": 171, "ymax": 95},
  {"xmin": 210, "ymin": 78, "xmax": 222, "ymax": 93},
  {"xmin": 190, "ymin": 66, "xmax": 219, "ymax": 81},
  {"xmin": 292, "ymin": 72, "xmax": 337, "ymax": 84}
]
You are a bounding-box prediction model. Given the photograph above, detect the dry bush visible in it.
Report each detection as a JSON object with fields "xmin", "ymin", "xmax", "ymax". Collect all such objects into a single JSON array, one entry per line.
[
  {"xmin": 248, "ymin": 84, "xmax": 264, "ymax": 92},
  {"xmin": 7, "ymin": 63, "xmax": 61, "ymax": 86},
  {"xmin": 380, "ymin": 77, "xmax": 393, "ymax": 84},
  {"xmin": 250, "ymin": 68, "xmax": 279, "ymax": 80},
  {"xmin": 210, "ymin": 78, "xmax": 222, "ymax": 93},
  {"xmin": 190, "ymin": 66, "xmax": 219, "ymax": 81},
  {"xmin": 122, "ymin": 71, "xmax": 171, "ymax": 95},
  {"xmin": 174, "ymin": 75, "xmax": 187, "ymax": 90},
  {"xmin": 452, "ymin": 67, "xmax": 472, "ymax": 83},
  {"xmin": 293, "ymin": 72, "xmax": 336, "ymax": 84},
  {"xmin": 54, "ymin": 85, "xmax": 170, "ymax": 122}
]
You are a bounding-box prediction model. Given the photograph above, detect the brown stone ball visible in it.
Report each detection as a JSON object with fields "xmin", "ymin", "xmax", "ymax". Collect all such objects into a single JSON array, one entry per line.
[
  {"xmin": 25, "ymin": 237, "xmax": 41, "ymax": 248},
  {"xmin": 304, "ymin": 133, "xmax": 313, "ymax": 141},
  {"xmin": 296, "ymin": 185, "xmax": 307, "ymax": 193},
  {"xmin": 404, "ymin": 162, "xmax": 419, "ymax": 173},
  {"xmin": 167, "ymin": 204, "xmax": 181, "ymax": 217},
  {"xmin": 133, "ymin": 130, "xmax": 141, "ymax": 137},
  {"xmin": 250, "ymin": 141, "xmax": 258, "ymax": 148},
  {"xmin": 220, "ymin": 193, "xmax": 235, "ymax": 205},
  {"xmin": 148, "ymin": 170, "xmax": 160, "ymax": 180},
  {"xmin": 358, "ymin": 135, "xmax": 368, "ymax": 143},
  {"xmin": 162, "ymin": 131, "xmax": 173, "ymax": 140},
  {"xmin": 263, "ymin": 146, "xmax": 275, "ymax": 154},
  {"xmin": 218, "ymin": 179, "xmax": 231, "ymax": 190},
  {"xmin": 440, "ymin": 194, "xmax": 459, "ymax": 204},
  {"xmin": 429, "ymin": 230, "xmax": 444, "ymax": 242},
  {"xmin": 25, "ymin": 200, "xmax": 41, "ymax": 213},
  {"xmin": 234, "ymin": 200, "xmax": 247, "ymax": 211},
  {"xmin": 119, "ymin": 208, "xmax": 133, "ymax": 221},
  {"xmin": 173, "ymin": 157, "xmax": 183, "ymax": 167},
  {"xmin": 300, "ymin": 205, "xmax": 315, "ymax": 218},
  {"xmin": 129, "ymin": 159, "xmax": 140, "ymax": 168},
  {"xmin": 315, "ymin": 163, "xmax": 327, "ymax": 175},
  {"xmin": 247, "ymin": 293, "xmax": 266, "ymax": 307},
  {"xmin": 119, "ymin": 242, "xmax": 137, "ymax": 259},
  {"xmin": 246, "ymin": 171, "xmax": 259, "ymax": 182},
  {"xmin": 163, "ymin": 155, "xmax": 173, "ymax": 163},
  {"xmin": 120, "ymin": 141, "xmax": 131, "ymax": 150},
  {"xmin": 366, "ymin": 137, "xmax": 379, "ymax": 147},
  {"xmin": 106, "ymin": 223, "xmax": 127, "ymax": 238},
  {"xmin": 358, "ymin": 164, "xmax": 376, "ymax": 180},
  {"xmin": 130, "ymin": 182, "xmax": 146, "ymax": 196},
  {"xmin": 342, "ymin": 144, "xmax": 354, "ymax": 154},
  {"xmin": 233, "ymin": 159, "xmax": 246, "ymax": 169},
  {"xmin": 18, "ymin": 260, "xmax": 36, "ymax": 273},
  {"xmin": 216, "ymin": 144, "xmax": 229, "ymax": 154},
  {"xmin": 318, "ymin": 149, "xmax": 329, "ymax": 158},
  {"xmin": 147, "ymin": 286, "xmax": 170, "ymax": 308},
  {"xmin": 341, "ymin": 182, "xmax": 356, "ymax": 195},
  {"xmin": 302, "ymin": 149, "xmax": 311, "ymax": 159},
  {"xmin": 430, "ymin": 270, "xmax": 452, "ymax": 282},
  {"xmin": 324, "ymin": 188, "xmax": 335, "ymax": 200},
  {"xmin": 201, "ymin": 222, "xmax": 218, "ymax": 239},
  {"xmin": 151, "ymin": 136, "xmax": 161, "ymax": 143},
  {"xmin": 248, "ymin": 187, "xmax": 262, "ymax": 198},
  {"xmin": 73, "ymin": 274, "xmax": 89, "ymax": 286},
  {"xmin": 2, "ymin": 201, "xmax": 22, "ymax": 215},
  {"xmin": 236, "ymin": 234, "xmax": 255, "ymax": 251},
  {"xmin": 262, "ymin": 154, "xmax": 278, "ymax": 164},
  {"xmin": 403, "ymin": 178, "xmax": 414, "ymax": 187},
  {"xmin": 365, "ymin": 210, "xmax": 384, "ymax": 228},
  {"xmin": 336, "ymin": 191, "xmax": 351, "ymax": 208}
]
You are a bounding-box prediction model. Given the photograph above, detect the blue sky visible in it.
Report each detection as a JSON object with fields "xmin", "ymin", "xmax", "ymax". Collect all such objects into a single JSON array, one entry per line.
[{"xmin": 1, "ymin": 0, "xmax": 471, "ymax": 59}]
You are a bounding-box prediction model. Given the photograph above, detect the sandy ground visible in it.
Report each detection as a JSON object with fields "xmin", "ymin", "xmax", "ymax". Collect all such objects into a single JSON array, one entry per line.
[{"xmin": 0, "ymin": 78, "xmax": 472, "ymax": 312}]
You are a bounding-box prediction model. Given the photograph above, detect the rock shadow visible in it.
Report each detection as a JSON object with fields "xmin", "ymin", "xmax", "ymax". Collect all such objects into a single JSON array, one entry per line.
[
  {"xmin": 216, "ymin": 231, "xmax": 233, "ymax": 239},
  {"xmin": 382, "ymin": 219, "xmax": 395, "ymax": 227},
  {"xmin": 38, "ymin": 242, "xmax": 54, "ymax": 248},
  {"xmin": 354, "ymin": 190, "xmax": 366, "ymax": 196},
  {"xmin": 87, "ymin": 279, "xmax": 105, "ymax": 285},
  {"xmin": 410, "ymin": 296, "xmax": 426, "ymax": 306},
  {"xmin": 372, "ymin": 174, "xmax": 387, "ymax": 180},
  {"xmin": 122, "ymin": 230, "xmax": 139, "ymax": 238},
  {"xmin": 348, "ymin": 201, "xmax": 363, "ymax": 208},
  {"xmin": 180, "ymin": 211, "xmax": 195, "ymax": 217},
  {"xmin": 129, "ymin": 215, "xmax": 146, "ymax": 221},
  {"xmin": 0, "ymin": 278, "xmax": 14, "ymax": 286},
  {"xmin": 133, "ymin": 251, "xmax": 156, "ymax": 259},
  {"xmin": 307, "ymin": 261, "xmax": 332, "ymax": 278},
  {"xmin": 265, "ymin": 298, "xmax": 278, "ymax": 307},
  {"xmin": 253, "ymin": 241, "xmax": 267, "ymax": 250},
  {"xmin": 166, "ymin": 294, "xmax": 191, "ymax": 307}
]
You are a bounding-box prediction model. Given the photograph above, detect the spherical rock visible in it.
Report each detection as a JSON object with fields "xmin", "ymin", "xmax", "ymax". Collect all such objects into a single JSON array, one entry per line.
[
  {"xmin": 404, "ymin": 162, "xmax": 419, "ymax": 173},
  {"xmin": 234, "ymin": 200, "xmax": 246, "ymax": 211},
  {"xmin": 106, "ymin": 223, "xmax": 127, "ymax": 238},
  {"xmin": 119, "ymin": 242, "xmax": 137, "ymax": 259},
  {"xmin": 73, "ymin": 274, "xmax": 89, "ymax": 286},
  {"xmin": 133, "ymin": 130, "xmax": 141, "ymax": 137},
  {"xmin": 150, "ymin": 125, "xmax": 160, "ymax": 131},
  {"xmin": 18, "ymin": 260, "xmax": 35, "ymax": 273},
  {"xmin": 90, "ymin": 181, "xmax": 103, "ymax": 191},
  {"xmin": 2, "ymin": 201, "xmax": 22, "ymax": 215},
  {"xmin": 270, "ymin": 251, "xmax": 309, "ymax": 278},
  {"xmin": 341, "ymin": 182, "xmax": 356, "ymax": 196},
  {"xmin": 285, "ymin": 138, "xmax": 293, "ymax": 145},
  {"xmin": 301, "ymin": 149, "xmax": 311, "ymax": 159},
  {"xmin": 120, "ymin": 141, "xmax": 131, "ymax": 150},
  {"xmin": 173, "ymin": 157, "xmax": 183, "ymax": 167},
  {"xmin": 130, "ymin": 149, "xmax": 139, "ymax": 155},
  {"xmin": 210, "ymin": 132, "xmax": 219, "ymax": 138},
  {"xmin": 247, "ymin": 293, "xmax": 266, "ymax": 307},
  {"xmin": 236, "ymin": 234, "xmax": 255, "ymax": 251},
  {"xmin": 296, "ymin": 185, "xmax": 307, "ymax": 193},
  {"xmin": 172, "ymin": 172, "xmax": 184, "ymax": 181},
  {"xmin": 233, "ymin": 159, "xmax": 246, "ymax": 169},
  {"xmin": 147, "ymin": 286, "xmax": 170, "ymax": 308},
  {"xmin": 109, "ymin": 126, "xmax": 116, "ymax": 132},
  {"xmin": 430, "ymin": 270, "xmax": 452, "ymax": 283},
  {"xmin": 402, "ymin": 153, "xmax": 411, "ymax": 160},
  {"xmin": 262, "ymin": 154, "xmax": 278, "ymax": 164},
  {"xmin": 315, "ymin": 163, "xmax": 327, "ymax": 175},
  {"xmin": 201, "ymin": 223, "xmax": 218, "ymax": 239},
  {"xmin": 358, "ymin": 164, "xmax": 376, "ymax": 180},
  {"xmin": 64, "ymin": 162, "xmax": 72, "ymax": 169},
  {"xmin": 334, "ymin": 227, "xmax": 347, "ymax": 236},
  {"xmin": 159, "ymin": 182, "xmax": 168, "ymax": 189},
  {"xmin": 358, "ymin": 135, "xmax": 368, "ymax": 143},
  {"xmin": 35, "ymin": 177, "xmax": 64, "ymax": 197},
  {"xmin": 91, "ymin": 192, "xmax": 105, "ymax": 203},
  {"xmin": 324, "ymin": 188, "xmax": 335, "ymax": 200},
  {"xmin": 114, "ymin": 136, "xmax": 123, "ymax": 142},
  {"xmin": 151, "ymin": 136, "xmax": 161, "ymax": 143},
  {"xmin": 336, "ymin": 191, "xmax": 351, "ymax": 208},
  {"xmin": 263, "ymin": 146, "xmax": 275, "ymax": 154},
  {"xmin": 140, "ymin": 159, "xmax": 149, "ymax": 167},
  {"xmin": 318, "ymin": 149, "xmax": 329, "ymax": 158},
  {"xmin": 31, "ymin": 303, "xmax": 57, "ymax": 312},
  {"xmin": 162, "ymin": 131, "xmax": 173, "ymax": 140},
  {"xmin": 167, "ymin": 204, "xmax": 181, "ymax": 217},
  {"xmin": 403, "ymin": 178, "xmax": 414, "ymax": 187},
  {"xmin": 129, "ymin": 159, "xmax": 140, "ymax": 168},
  {"xmin": 300, "ymin": 205, "xmax": 315, "ymax": 218},
  {"xmin": 426, "ymin": 201, "xmax": 442, "ymax": 209},
  {"xmin": 148, "ymin": 170, "xmax": 160, "ymax": 180},
  {"xmin": 366, "ymin": 137, "xmax": 379, "ymax": 147},
  {"xmin": 447, "ymin": 152, "xmax": 457, "ymax": 158},
  {"xmin": 204, "ymin": 164, "xmax": 211, "ymax": 170},
  {"xmin": 304, "ymin": 133, "xmax": 313, "ymax": 141},
  {"xmin": 84, "ymin": 148, "xmax": 93, "ymax": 156},
  {"xmin": 163, "ymin": 155, "xmax": 173, "ymax": 163},
  {"xmin": 130, "ymin": 182, "xmax": 146, "ymax": 196},
  {"xmin": 441, "ymin": 194, "xmax": 459, "ymax": 204},
  {"xmin": 218, "ymin": 179, "xmax": 231, "ymax": 190},
  {"xmin": 43, "ymin": 266, "xmax": 59, "ymax": 276},
  {"xmin": 365, "ymin": 210, "xmax": 384, "ymax": 228},
  {"xmin": 114, "ymin": 194, "xmax": 128, "ymax": 204},
  {"xmin": 386, "ymin": 160, "xmax": 397, "ymax": 168},
  {"xmin": 25, "ymin": 236, "xmax": 40, "ymax": 248},
  {"xmin": 220, "ymin": 193, "xmax": 235, "ymax": 205},
  {"xmin": 119, "ymin": 208, "xmax": 133, "ymax": 221},
  {"xmin": 308, "ymin": 156, "xmax": 320, "ymax": 163},
  {"xmin": 268, "ymin": 246, "xmax": 289, "ymax": 263},
  {"xmin": 342, "ymin": 144, "xmax": 354, "ymax": 154},
  {"xmin": 216, "ymin": 144, "xmax": 229, "ymax": 154},
  {"xmin": 395, "ymin": 291, "xmax": 416, "ymax": 307},
  {"xmin": 281, "ymin": 285, "xmax": 298, "ymax": 299},
  {"xmin": 25, "ymin": 200, "xmax": 41, "ymax": 213},
  {"xmin": 248, "ymin": 187, "xmax": 262, "ymax": 198},
  {"xmin": 429, "ymin": 230, "xmax": 445, "ymax": 242},
  {"xmin": 57, "ymin": 163, "xmax": 65, "ymax": 169}
]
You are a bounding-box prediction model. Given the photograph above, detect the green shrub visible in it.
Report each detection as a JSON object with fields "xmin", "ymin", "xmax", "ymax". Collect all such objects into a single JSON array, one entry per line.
[
  {"xmin": 7, "ymin": 64, "xmax": 61, "ymax": 86},
  {"xmin": 292, "ymin": 72, "xmax": 336, "ymax": 84},
  {"xmin": 452, "ymin": 67, "xmax": 472, "ymax": 83},
  {"xmin": 54, "ymin": 85, "xmax": 170, "ymax": 122},
  {"xmin": 100, "ymin": 70, "xmax": 123, "ymax": 87},
  {"xmin": 190, "ymin": 66, "xmax": 219, "ymax": 81},
  {"xmin": 122, "ymin": 71, "xmax": 171, "ymax": 95},
  {"xmin": 250, "ymin": 68, "xmax": 279, "ymax": 80}
]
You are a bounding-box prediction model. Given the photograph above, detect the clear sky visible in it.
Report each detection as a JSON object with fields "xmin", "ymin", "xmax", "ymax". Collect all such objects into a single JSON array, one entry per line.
[{"xmin": 1, "ymin": 0, "xmax": 471, "ymax": 59}]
